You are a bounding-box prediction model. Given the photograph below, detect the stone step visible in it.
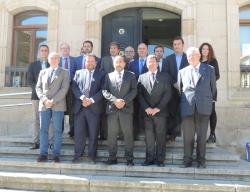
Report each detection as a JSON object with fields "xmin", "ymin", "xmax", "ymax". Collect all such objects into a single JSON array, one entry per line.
[
  {"xmin": 0, "ymin": 167, "xmax": 250, "ymax": 192},
  {"xmin": 0, "ymin": 136, "xmax": 216, "ymax": 149},
  {"xmin": 0, "ymin": 146, "xmax": 240, "ymax": 166}
]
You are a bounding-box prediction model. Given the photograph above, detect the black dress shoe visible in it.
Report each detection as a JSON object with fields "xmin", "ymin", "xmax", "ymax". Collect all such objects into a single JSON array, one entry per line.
[
  {"xmin": 156, "ymin": 161, "xmax": 165, "ymax": 167},
  {"xmin": 180, "ymin": 162, "xmax": 192, "ymax": 168},
  {"xmin": 207, "ymin": 133, "xmax": 216, "ymax": 143},
  {"xmin": 72, "ymin": 157, "xmax": 81, "ymax": 163},
  {"xmin": 30, "ymin": 143, "xmax": 39, "ymax": 150},
  {"xmin": 105, "ymin": 159, "xmax": 117, "ymax": 165},
  {"xmin": 141, "ymin": 160, "xmax": 154, "ymax": 166},
  {"xmin": 37, "ymin": 155, "xmax": 48, "ymax": 162},
  {"xmin": 53, "ymin": 156, "xmax": 60, "ymax": 163},
  {"xmin": 197, "ymin": 162, "xmax": 206, "ymax": 169},
  {"xmin": 127, "ymin": 160, "xmax": 134, "ymax": 166}
]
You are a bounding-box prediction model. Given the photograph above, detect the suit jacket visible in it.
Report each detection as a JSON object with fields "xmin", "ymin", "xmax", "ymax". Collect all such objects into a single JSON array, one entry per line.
[
  {"xmin": 158, "ymin": 58, "xmax": 167, "ymax": 73},
  {"xmin": 27, "ymin": 60, "xmax": 49, "ymax": 100},
  {"xmin": 100, "ymin": 56, "xmax": 114, "ymax": 74},
  {"xmin": 128, "ymin": 59, "xmax": 148, "ymax": 80},
  {"xmin": 76, "ymin": 55, "xmax": 101, "ymax": 71},
  {"xmin": 178, "ymin": 63, "xmax": 217, "ymax": 117},
  {"xmin": 71, "ymin": 69, "xmax": 105, "ymax": 114},
  {"xmin": 102, "ymin": 70, "xmax": 137, "ymax": 114},
  {"xmin": 59, "ymin": 56, "xmax": 77, "ymax": 81},
  {"xmin": 165, "ymin": 53, "xmax": 189, "ymax": 84},
  {"xmin": 36, "ymin": 67, "xmax": 70, "ymax": 112},
  {"xmin": 138, "ymin": 71, "xmax": 172, "ymax": 117}
]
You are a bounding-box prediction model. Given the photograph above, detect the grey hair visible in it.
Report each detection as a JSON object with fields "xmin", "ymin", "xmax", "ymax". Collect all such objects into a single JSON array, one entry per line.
[{"xmin": 186, "ymin": 47, "xmax": 200, "ymax": 57}]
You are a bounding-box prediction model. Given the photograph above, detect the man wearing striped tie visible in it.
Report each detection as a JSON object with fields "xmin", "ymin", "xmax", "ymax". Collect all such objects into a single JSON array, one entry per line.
[
  {"xmin": 71, "ymin": 54, "xmax": 105, "ymax": 164},
  {"xmin": 102, "ymin": 56, "xmax": 137, "ymax": 166}
]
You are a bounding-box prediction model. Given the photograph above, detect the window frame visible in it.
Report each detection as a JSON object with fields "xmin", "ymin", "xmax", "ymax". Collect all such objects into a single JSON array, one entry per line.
[{"xmin": 7, "ymin": 11, "xmax": 48, "ymax": 87}]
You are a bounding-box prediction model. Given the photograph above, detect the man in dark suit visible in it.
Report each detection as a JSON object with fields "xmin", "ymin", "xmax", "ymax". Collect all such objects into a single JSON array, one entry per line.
[
  {"xmin": 76, "ymin": 40, "xmax": 101, "ymax": 70},
  {"xmin": 138, "ymin": 55, "xmax": 172, "ymax": 167},
  {"xmin": 99, "ymin": 42, "xmax": 120, "ymax": 140},
  {"xmin": 100, "ymin": 42, "xmax": 120, "ymax": 74},
  {"xmin": 59, "ymin": 43, "xmax": 77, "ymax": 137},
  {"xmin": 128, "ymin": 43, "xmax": 148, "ymax": 139},
  {"xmin": 124, "ymin": 46, "xmax": 135, "ymax": 68},
  {"xmin": 178, "ymin": 47, "xmax": 216, "ymax": 168},
  {"xmin": 71, "ymin": 54, "xmax": 105, "ymax": 163},
  {"xmin": 102, "ymin": 56, "xmax": 137, "ymax": 166},
  {"xmin": 154, "ymin": 45, "xmax": 167, "ymax": 72},
  {"xmin": 27, "ymin": 44, "xmax": 53, "ymax": 150},
  {"xmin": 36, "ymin": 52, "xmax": 70, "ymax": 163},
  {"xmin": 165, "ymin": 36, "xmax": 189, "ymax": 142},
  {"xmin": 128, "ymin": 43, "xmax": 148, "ymax": 80}
]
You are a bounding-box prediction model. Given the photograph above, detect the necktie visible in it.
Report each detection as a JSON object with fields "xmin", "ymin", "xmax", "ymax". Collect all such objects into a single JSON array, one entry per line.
[
  {"xmin": 192, "ymin": 68, "xmax": 199, "ymax": 87},
  {"xmin": 65, "ymin": 58, "xmax": 68, "ymax": 69},
  {"xmin": 150, "ymin": 73, "xmax": 155, "ymax": 88},
  {"xmin": 83, "ymin": 71, "xmax": 92, "ymax": 97},
  {"xmin": 117, "ymin": 72, "xmax": 122, "ymax": 91},
  {"xmin": 139, "ymin": 59, "xmax": 144, "ymax": 74},
  {"xmin": 48, "ymin": 69, "xmax": 55, "ymax": 84}
]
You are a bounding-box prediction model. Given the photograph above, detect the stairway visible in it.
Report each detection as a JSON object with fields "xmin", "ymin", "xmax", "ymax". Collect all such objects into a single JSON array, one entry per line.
[{"xmin": 0, "ymin": 134, "xmax": 249, "ymax": 192}]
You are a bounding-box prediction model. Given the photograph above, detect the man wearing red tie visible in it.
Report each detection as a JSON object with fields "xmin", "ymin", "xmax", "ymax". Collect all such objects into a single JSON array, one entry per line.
[{"xmin": 60, "ymin": 43, "xmax": 77, "ymax": 137}]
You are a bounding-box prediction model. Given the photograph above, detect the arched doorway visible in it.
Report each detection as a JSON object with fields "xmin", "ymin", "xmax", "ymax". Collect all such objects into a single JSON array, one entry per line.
[{"xmin": 101, "ymin": 7, "xmax": 181, "ymax": 57}]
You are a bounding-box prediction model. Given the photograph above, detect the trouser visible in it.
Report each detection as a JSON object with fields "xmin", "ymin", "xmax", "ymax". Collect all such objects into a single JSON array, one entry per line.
[
  {"xmin": 209, "ymin": 102, "xmax": 217, "ymax": 134},
  {"xmin": 31, "ymin": 100, "xmax": 53, "ymax": 144},
  {"xmin": 74, "ymin": 108, "xmax": 100, "ymax": 159},
  {"xmin": 144, "ymin": 115, "xmax": 166, "ymax": 162},
  {"xmin": 39, "ymin": 109, "xmax": 64, "ymax": 157},
  {"xmin": 182, "ymin": 112, "xmax": 209, "ymax": 164},
  {"xmin": 107, "ymin": 112, "xmax": 134, "ymax": 161}
]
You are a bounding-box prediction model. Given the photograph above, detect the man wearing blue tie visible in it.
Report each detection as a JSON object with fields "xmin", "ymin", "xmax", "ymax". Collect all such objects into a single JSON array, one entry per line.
[{"xmin": 128, "ymin": 43, "xmax": 148, "ymax": 140}]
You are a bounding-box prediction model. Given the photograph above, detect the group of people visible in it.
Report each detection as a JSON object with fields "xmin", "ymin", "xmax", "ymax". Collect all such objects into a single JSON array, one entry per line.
[{"xmin": 27, "ymin": 36, "xmax": 219, "ymax": 168}]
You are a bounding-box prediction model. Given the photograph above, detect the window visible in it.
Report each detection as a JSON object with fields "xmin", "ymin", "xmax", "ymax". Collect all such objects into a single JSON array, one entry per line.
[
  {"xmin": 5, "ymin": 10, "xmax": 48, "ymax": 87},
  {"xmin": 240, "ymin": 6, "xmax": 250, "ymax": 88}
]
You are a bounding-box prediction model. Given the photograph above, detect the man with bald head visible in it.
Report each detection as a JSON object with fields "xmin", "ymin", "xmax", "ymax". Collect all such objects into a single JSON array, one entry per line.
[
  {"xmin": 102, "ymin": 56, "xmax": 137, "ymax": 166},
  {"xmin": 178, "ymin": 47, "xmax": 216, "ymax": 168},
  {"xmin": 71, "ymin": 54, "xmax": 105, "ymax": 163},
  {"xmin": 36, "ymin": 52, "xmax": 70, "ymax": 163}
]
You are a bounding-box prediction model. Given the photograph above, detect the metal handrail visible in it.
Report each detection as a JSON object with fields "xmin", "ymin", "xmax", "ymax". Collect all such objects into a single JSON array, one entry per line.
[
  {"xmin": 0, "ymin": 92, "xmax": 31, "ymax": 97},
  {"xmin": 0, "ymin": 91, "xmax": 32, "ymax": 108}
]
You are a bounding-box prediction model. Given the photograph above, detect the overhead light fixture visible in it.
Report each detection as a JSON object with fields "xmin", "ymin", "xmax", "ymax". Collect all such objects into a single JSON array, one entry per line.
[{"xmin": 158, "ymin": 18, "xmax": 163, "ymax": 22}]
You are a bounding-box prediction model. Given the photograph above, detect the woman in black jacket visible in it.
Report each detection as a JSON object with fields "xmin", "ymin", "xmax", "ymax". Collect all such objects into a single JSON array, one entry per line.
[{"xmin": 199, "ymin": 42, "xmax": 220, "ymax": 143}]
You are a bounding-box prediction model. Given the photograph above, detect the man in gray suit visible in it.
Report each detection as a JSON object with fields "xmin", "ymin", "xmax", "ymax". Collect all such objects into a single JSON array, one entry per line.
[
  {"xmin": 100, "ymin": 42, "xmax": 120, "ymax": 74},
  {"xmin": 102, "ymin": 56, "xmax": 137, "ymax": 166},
  {"xmin": 178, "ymin": 47, "xmax": 216, "ymax": 168},
  {"xmin": 27, "ymin": 44, "xmax": 53, "ymax": 150},
  {"xmin": 36, "ymin": 52, "xmax": 70, "ymax": 163},
  {"xmin": 138, "ymin": 55, "xmax": 172, "ymax": 167}
]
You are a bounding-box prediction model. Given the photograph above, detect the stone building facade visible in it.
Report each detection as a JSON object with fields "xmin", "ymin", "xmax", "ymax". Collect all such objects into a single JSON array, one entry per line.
[{"xmin": 0, "ymin": 0, "xmax": 250, "ymax": 154}]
